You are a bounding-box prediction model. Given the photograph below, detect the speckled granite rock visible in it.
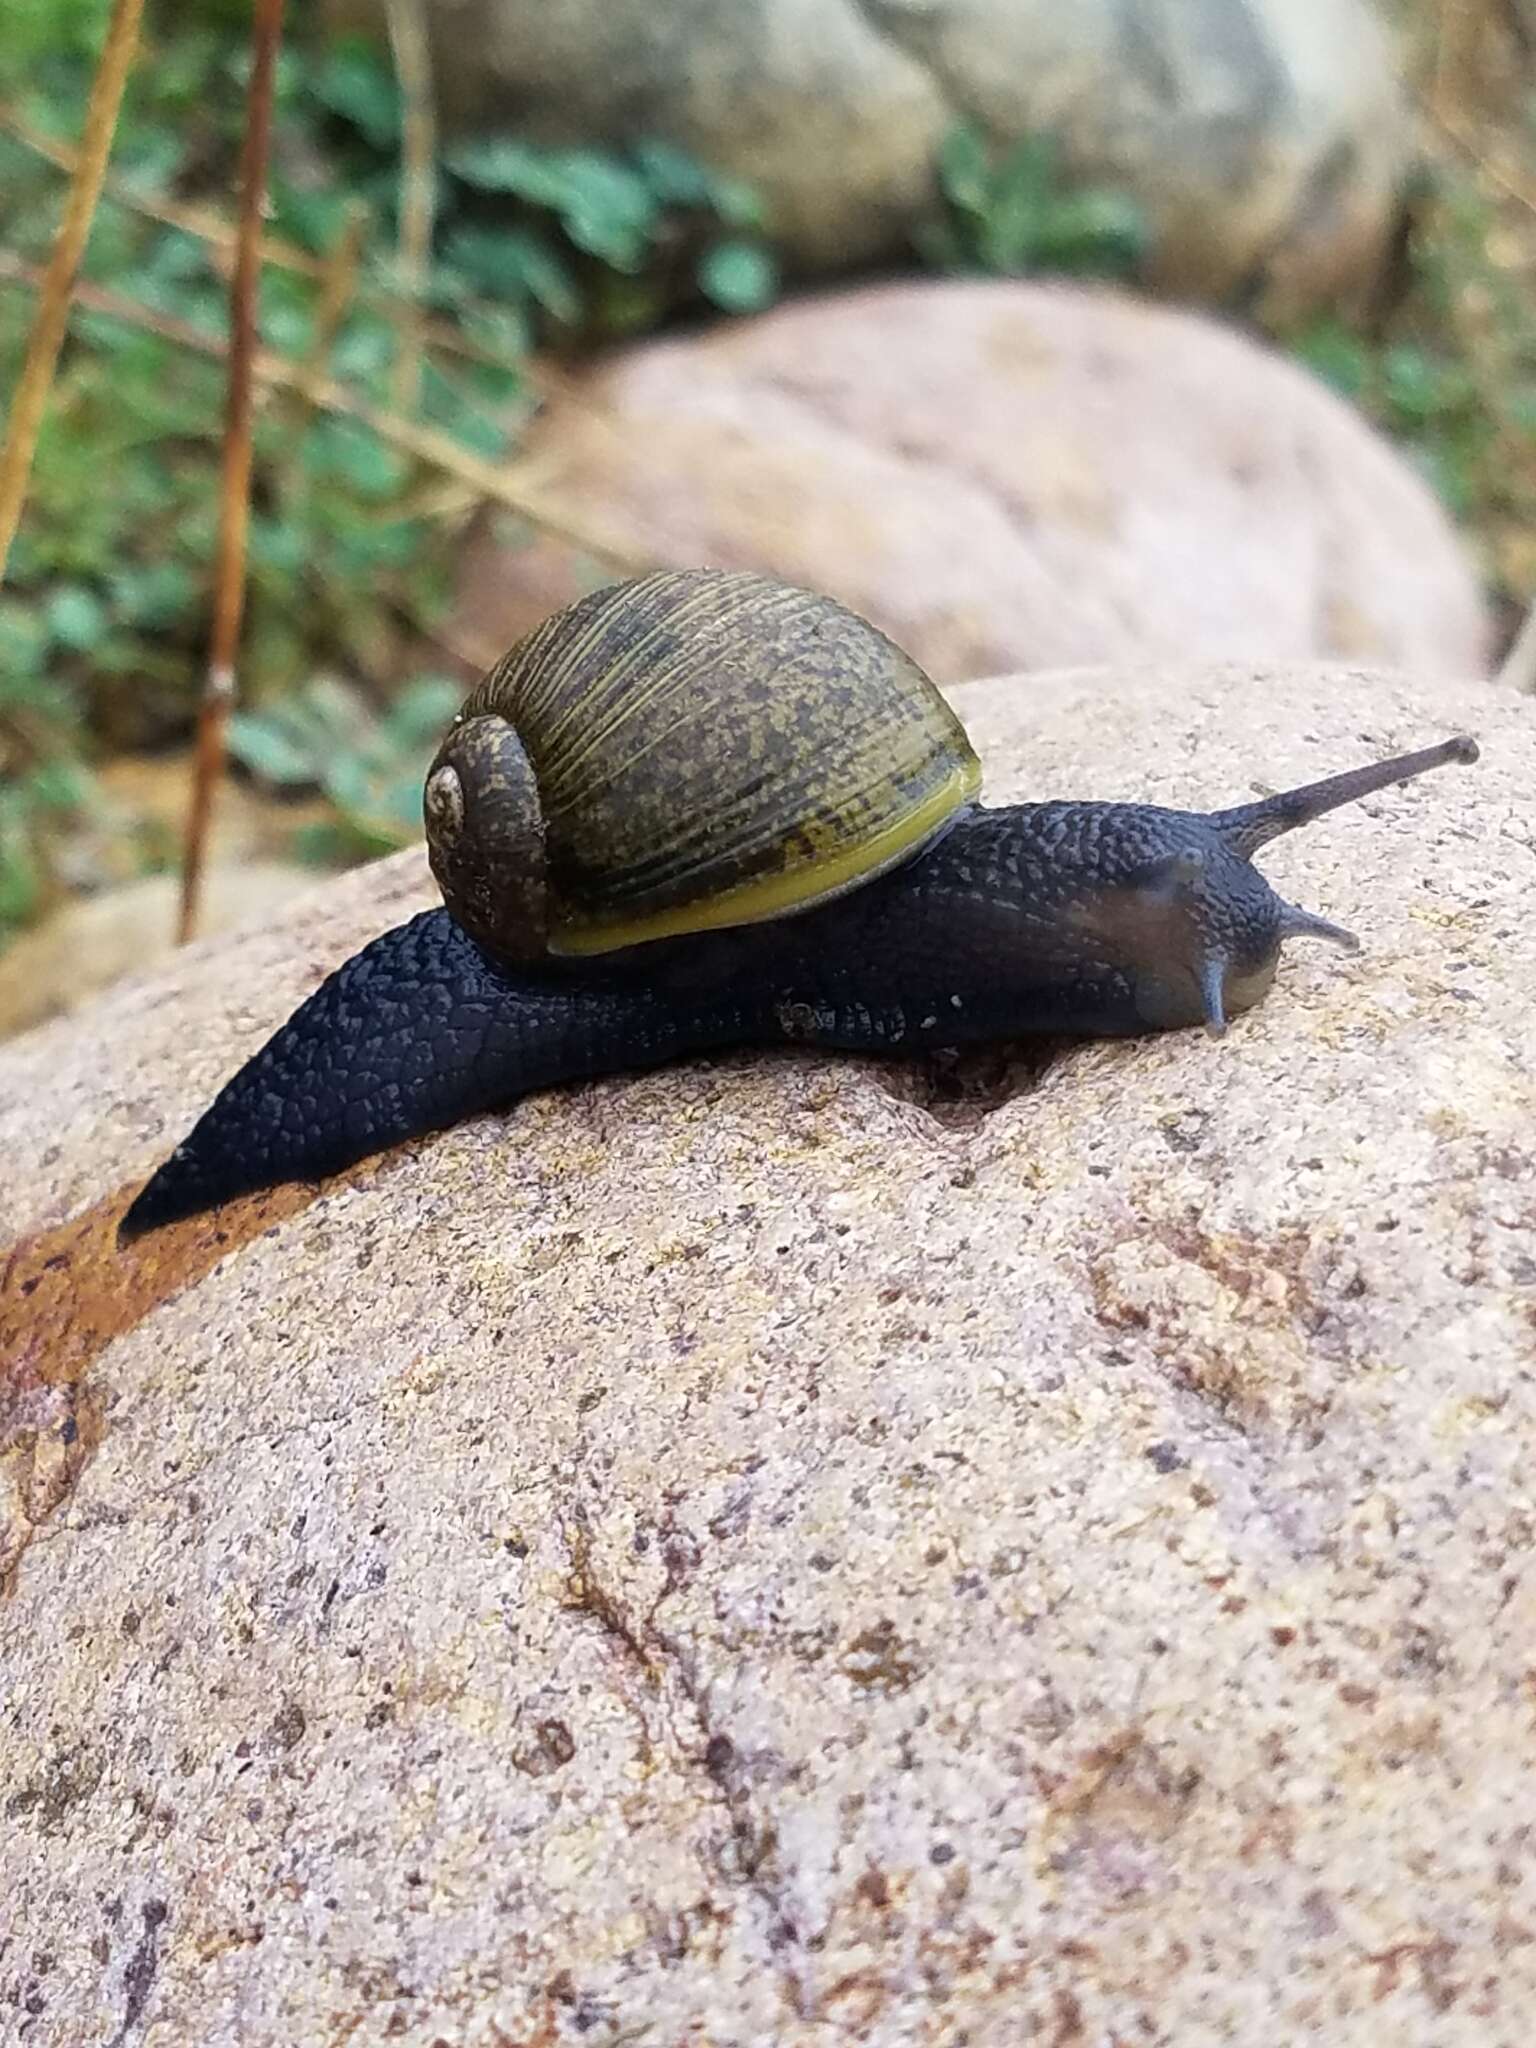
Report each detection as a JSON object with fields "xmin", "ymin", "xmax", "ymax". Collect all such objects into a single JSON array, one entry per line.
[
  {"xmin": 2, "ymin": 661, "xmax": 1532, "ymax": 2046},
  {"xmin": 458, "ymin": 283, "xmax": 1493, "ymax": 684}
]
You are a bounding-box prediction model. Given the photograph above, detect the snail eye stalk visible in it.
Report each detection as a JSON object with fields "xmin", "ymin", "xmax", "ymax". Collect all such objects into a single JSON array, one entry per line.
[{"xmin": 1212, "ymin": 735, "xmax": 1479, "ymax": 858}]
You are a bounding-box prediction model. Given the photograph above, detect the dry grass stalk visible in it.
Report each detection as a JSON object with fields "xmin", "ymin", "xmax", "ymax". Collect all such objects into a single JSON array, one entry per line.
[
  {"xmin": 384, "ymin": 0, "xmax": 437, "ymax": 413},
  {"xmin": 0, "ymin": 249, "xmax": 649, "ymax": 574},
  {"xmin": 178, "ymin": 0, "xmax": 287, "ymax": 945},
  {"xmin": 1, "ymin": 102, "xmax": 563, "ymax": 394},
  {"xmin": 0, "ymin": 0, "xmax": 146, "ymax": 583}
]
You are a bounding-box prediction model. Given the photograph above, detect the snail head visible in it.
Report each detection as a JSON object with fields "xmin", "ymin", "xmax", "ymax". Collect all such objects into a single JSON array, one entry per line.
[{"xmin": 1083, "ymin": 736, "xmax": 1479, "ymax": 1036}]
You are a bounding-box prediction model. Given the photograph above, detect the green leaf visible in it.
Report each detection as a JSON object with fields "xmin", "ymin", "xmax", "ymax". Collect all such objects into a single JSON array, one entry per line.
[
  {"xmin": 706, "ymin": 173, "xmax": 766, "ymax": 231},
  {"xmin": 227, "ymin": 710, "xmax": 321, "ymax": 786},
  {"xmin": 543, "ymin": 151, "xmax": 658, "ymax": 270},
  {"xmin": 0, "ymin": 598, "xmax": 48, "ymax": 675},
  {"xmin": 248, "ymin": 515, "xmax": 311, "ymax": 578},
  {"xmin": 446, "ymin": 142, "xmax": 659, "ymax": 271},
  {"xmin": 631, "ymin": 139, "xmax": 718, "ymax": 208},
  {"xmin": 936, "ymin": 121, "xmax": 992, "ymax": 216},
  {"xmin": 311, "ymin": 41, "xmax": 401, "ymax": 148},
  {"xmin": 322, "ymin": 750, "xmax": 374, "ymax": 817},
  {"xmin": 1382, "ymin": 345, "xmax": 1467, "ymax": 426},
  {"xmin": 330, "ymin": 311, "xmax": 398, "ymax": 380},
  {"xmin": 630, "ymin": 139, "xmax": 762, "ymax": 226},
  {"xmin": 289, "ymin": 818, "xmax": 361, "ymax": 867},
  {"xmin": 26, "ymin": 757, "xmax": 91, "ymax": 809},
  {"xmin": 445, "ymin": 138, "xmax": 572, "ymax": 202},
  {"xmin": 1032, "ymin": 189, "xmax": 1146, "ymax": 278},
  {"xmin": 975, "ymin": 137, "xmax": 1057, "ymax": 271},
  {"xmin": 697, "ymin": 238, "xmax": 778, "ymax": 313},
  {"xmin": 1292, "ymin": 319, "xmax": 1371, "ymax": 399},
  {"xmin": 383, "ymin": 675, "xmax": 463, "ymax": 748},
  {"xmin": 311, "ymin": 418, "xmax": 410, "ymax": 498},
  {"xmin": 270, "ymin": 178, "xmax": 359, "ymax": 257},
  {"xmin": 45, "ymin": 584, "xmax": 107, "ymax": 651},
  {"xmin": 0, "ymin": 833, "xmax": 39, "ymax": 926},
  {"xmin": 458, "ymin": 301, "xmax": 533, "ymax": 366},
  {"xmin": 445, "ymin": 225, "xmax": 582, "ymax": 323}
]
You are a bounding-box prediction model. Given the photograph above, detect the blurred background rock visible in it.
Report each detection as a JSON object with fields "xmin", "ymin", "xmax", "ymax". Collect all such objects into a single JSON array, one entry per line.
[
  {"xmin": 321, "ymin": 0, "xmax": 1412, "ymax": 320},
  {"xmin": 0, "ymin": 0, "xmax": 1530, "ymax": 1030}
]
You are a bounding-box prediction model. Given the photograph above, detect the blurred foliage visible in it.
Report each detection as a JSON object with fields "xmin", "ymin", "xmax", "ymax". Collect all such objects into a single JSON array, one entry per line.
[
  {"xmin": 0, "ymin": 4, "xmax": 777, "ymax": 948},
  {"xmin": 919, "ymin": 124, "xmax": 1147, "ymax": 281},
  {"xmin": 227, "ymin": 671, "xmax": 462, "ymax": 862},
  {"xmin": 1285, "ymin": 135, "xmax": 1536, "ymax": 611},
  {"xmin": 3, "ymin": 0, "xmax": 1533, "ymax": 966}
]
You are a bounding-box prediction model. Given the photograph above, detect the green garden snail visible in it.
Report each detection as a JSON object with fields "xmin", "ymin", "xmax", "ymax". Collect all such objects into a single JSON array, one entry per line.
[{"xmin": 122, "ymin": 569, "xmax": 1478, "ymax": 1238}]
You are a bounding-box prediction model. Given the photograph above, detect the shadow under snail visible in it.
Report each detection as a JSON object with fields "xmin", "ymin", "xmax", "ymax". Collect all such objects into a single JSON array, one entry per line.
[{"xmin": 121, "ymin": 569, "xmax": 1479, "ymax": 1240}]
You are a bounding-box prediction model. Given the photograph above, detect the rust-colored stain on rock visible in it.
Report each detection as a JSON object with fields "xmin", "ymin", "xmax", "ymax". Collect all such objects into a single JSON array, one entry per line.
[{"xmin": 0, "ymin": 1179, "xmax": 313, "ymax": 1592}]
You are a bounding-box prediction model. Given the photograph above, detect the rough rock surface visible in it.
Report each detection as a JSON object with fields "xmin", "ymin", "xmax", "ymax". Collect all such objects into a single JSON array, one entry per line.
[
  {"xmin": 3, "ymin": 661, "xmax": 1532, "ymax": 2046},
  {"xmin": 323, "ymin": 0, "xmax": 1411, "ymax": 316},
  {"xmin": 459, "ymin": 282, "xmax": 1492, "ymax": 683}
]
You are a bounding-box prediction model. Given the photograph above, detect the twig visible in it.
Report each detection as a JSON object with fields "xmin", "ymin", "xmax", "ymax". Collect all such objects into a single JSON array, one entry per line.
[
  {"xmin": 1497, "ymin": 594, "xmax": 1536, "ymax": 693},
  {"xmin": 0, "ymin": 99, "xmax": 328, "ymax": 277},
  {"xmin": 178, "ymin": 0, "xmax": 286, "ymax": 946},
  {"xmin": 1431, "ymin": 0, "xmax": 1472, "ymax": 126},
  {"xmin": 0, "ymin": 0, "xmax": 145, "ymax": 583},
  {"xmin": 0, "ymin": 99, "xmax": 555, "ymax": 389},
  {"xmin": 384, "ymin": 0, "xmax": 437, "ymax": 413},
  {"xmin": 0, "ymin": 251, "xmax": 651, "ymax": 573},
  {"xmin": 1427, "ymin": 99, "xmax": 1536, "ymax": 222}
]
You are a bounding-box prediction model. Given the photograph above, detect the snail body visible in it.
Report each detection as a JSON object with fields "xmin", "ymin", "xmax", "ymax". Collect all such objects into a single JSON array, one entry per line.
[{"xmin": 121, "ymin": 572, "xmax": 1478, "ymax": 1239}]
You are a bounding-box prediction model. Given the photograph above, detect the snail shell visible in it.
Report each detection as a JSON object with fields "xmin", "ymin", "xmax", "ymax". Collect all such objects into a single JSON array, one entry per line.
[{"xmin": 424, "ymin": 569, "xmax": 982, "ymax": 961}]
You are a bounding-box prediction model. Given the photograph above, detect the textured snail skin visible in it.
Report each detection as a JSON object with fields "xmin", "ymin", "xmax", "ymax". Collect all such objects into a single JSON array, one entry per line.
[
  {"xmin": 119, "ymin": 735, "xmax": 1478, "ymax": 1240},
  {"xmin": 116, "ymin": 794, "xmax": 1327, "ymax": 1239}
]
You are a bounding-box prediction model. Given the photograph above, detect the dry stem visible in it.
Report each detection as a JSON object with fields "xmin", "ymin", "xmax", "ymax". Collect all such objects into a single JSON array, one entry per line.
[
  {"xmin": 0, "ymin": 0, "xmax": 145, "ymax": 583},
  {"xmin": 0, "ymin": 250, "xmax": 649, "ymax": 572},
  {"xmin": 384, "ymin": 0, "xmax": 437, "ymax": 412},
  {"xmin": 0, "ymin": 100, "xmax": 552, "ymax": 387},
  {"xmin": 178, "ymin": 0, "xmax": 286, "ymax": 944}
]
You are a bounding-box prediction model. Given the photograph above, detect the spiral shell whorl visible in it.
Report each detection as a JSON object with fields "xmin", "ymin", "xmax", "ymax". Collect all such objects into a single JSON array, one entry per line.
[
  {"xmin": 424, "ymin": 713, "xmax": 548, "ymax": 961},
  {"xmin": 427, "ymin": 569, "xmax": 981, "ymax": 960}
]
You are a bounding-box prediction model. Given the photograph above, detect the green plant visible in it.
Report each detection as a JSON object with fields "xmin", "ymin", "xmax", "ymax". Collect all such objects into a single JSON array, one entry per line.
[
  {"xmin": 227, "ymin": 670, "xmax": 463, "ymax": 862},
  {"xmin": 1283, "ymin": 156, "xmax": 1536, "ymax": 595},
  {"xmin": 0, "ymin": 9, "xmax": 778, "ymax": 958},
  {"xmin": 920, "ymin": 123, "xmax": 1146, "ymax": 281},
  {"xmin": 442, "ymin": 133, "xmax": 778, "ymax": 331},
  {"xmin": 0, "ymin": 589, "xmax": 96, "ymax": 942}
]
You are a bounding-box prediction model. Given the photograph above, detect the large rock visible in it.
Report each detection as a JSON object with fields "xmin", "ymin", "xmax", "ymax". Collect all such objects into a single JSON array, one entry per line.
[
  {"xmin": 0, "ymin": 864, "xmax": 320, "ymax": 1041},
  {"xmin": 863, "ymin": 0, "xmax": 1413, "ymax": 316},
  {"xmin": 3, "ymin": 659, "xmax": 1530, "ymax": 2044},
  {"xmin": 324, "ymin": 0, "xmax": 1412, "ymax": 316},
  {"xmin": 461, "ymin": 282, "xmax": 1492, "ymax": 682}
]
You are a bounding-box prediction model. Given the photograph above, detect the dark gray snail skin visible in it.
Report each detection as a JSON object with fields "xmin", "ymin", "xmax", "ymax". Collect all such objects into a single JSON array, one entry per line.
[{"xmin": 117, "ymin": 735, "xmax": 1477, "ymax": 1241}]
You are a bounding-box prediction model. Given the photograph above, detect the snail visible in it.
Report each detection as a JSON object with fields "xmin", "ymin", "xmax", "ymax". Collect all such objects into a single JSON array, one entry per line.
[{"xmin": 120, "ymin": 570, "xmax": 1478, "ymax": 1240}]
